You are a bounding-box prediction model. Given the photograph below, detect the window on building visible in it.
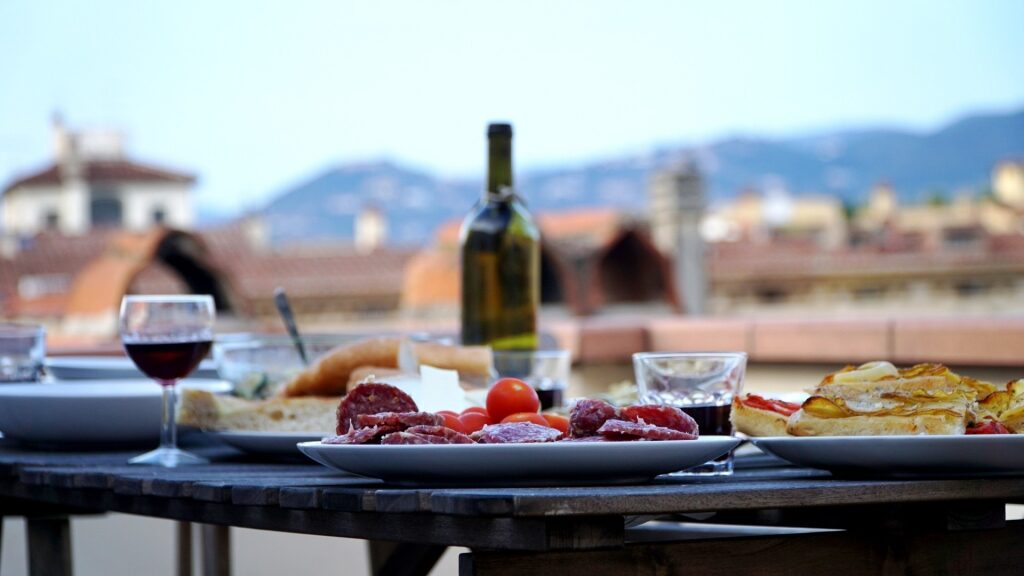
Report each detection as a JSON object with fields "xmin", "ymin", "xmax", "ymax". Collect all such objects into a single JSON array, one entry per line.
[
  {"xmin": 90, "ymin": 192, "xmax": 123, "ymax": 228},
  {"xmin": 43, "ymin": 211, "xmax": 60, "ymax": 231},
  {"xmin": 91, "ymin": 197, "xmax": 122, "ymax": 227},
  {"xmin": 153, "ymin": 207, "xmax": 167, "ymax": 224}
]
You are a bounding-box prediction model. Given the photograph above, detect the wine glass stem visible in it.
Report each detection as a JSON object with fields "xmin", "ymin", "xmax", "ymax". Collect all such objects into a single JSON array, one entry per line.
[{"xmin": 160, "ymin": 380, "xmax": 177, "ymax": 451}]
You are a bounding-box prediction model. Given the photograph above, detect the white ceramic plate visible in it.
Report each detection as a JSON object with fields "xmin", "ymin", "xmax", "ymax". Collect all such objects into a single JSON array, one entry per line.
[
  {"xmin": 298, "ymin": 436, "xmax": 740, "ymax": 485},
  {"xmin": 752, "ymin": 435, "xmax": 1024, "ymax": 475},
  {"xmin": 209, "ymin": 431, "xmax": 326, "ymax": 455},
  {"xmin": 0, "ymin": 380, "xmax": 232, "ymax": 444},
  {"xmin": 45, "ymin": 356, "xmax": 219, "ymax": 381}
]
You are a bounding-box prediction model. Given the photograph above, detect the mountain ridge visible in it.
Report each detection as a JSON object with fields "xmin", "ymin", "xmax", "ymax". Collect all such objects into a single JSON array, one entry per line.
[{"xmin": 250, "ymin": 106, "xmax": 1024, "ymax": 246}]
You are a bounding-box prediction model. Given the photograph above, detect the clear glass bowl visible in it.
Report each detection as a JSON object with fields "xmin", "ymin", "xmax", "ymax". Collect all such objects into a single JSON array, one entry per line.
[{"xmin": 213, "ymin": 333, "xmax": 365, "ymax": 398}]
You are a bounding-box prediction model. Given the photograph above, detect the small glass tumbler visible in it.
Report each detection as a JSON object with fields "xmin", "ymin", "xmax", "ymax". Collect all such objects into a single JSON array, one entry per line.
[
  {"xmin": 0, "ymin": 323, "xmax": 46, "ymax": 383},
  {"xmin": 633, "ymin": 352, "xmax": 747, "ymax": 475},
  {"xmin": 492, "ymin": 349, "xmax": 572, "ymax": 410}
]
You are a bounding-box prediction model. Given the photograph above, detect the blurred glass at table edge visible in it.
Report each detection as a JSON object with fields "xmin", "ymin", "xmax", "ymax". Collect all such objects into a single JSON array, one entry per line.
[
  {"xmin": 490, "ymin": 349, "xmax": 571, "ymax": 410},
  {"xmin": 633, "ymin": 352, "xmax": 747, "ymax": 475},
  {"xmin": 0, "ymin": 323, "xmax": 46, "ymax": 383}
]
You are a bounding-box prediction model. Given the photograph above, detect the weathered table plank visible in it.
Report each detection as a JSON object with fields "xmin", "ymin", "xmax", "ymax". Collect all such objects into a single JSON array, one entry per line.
[{"xmin": 461, "ymin": 519, "xmax": 1024, "ymax": 576}]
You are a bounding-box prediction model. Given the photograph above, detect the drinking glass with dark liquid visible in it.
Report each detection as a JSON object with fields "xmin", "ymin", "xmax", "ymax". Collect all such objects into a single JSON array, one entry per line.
[
  {"xmin": 120, "ymin": 295, "xmax": 215, "ymax": 467},
  {"xmin": 633, "ymin": 352, "xmax": 747, "ymax": 475},
  {"xmin": 492, "ymin": 349, "xmax": 572, "ymax": 410}
]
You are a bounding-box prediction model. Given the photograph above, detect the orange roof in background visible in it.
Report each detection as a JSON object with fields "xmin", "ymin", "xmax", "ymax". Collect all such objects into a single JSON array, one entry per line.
[
  {"xmin": 64, "ymin": 228, "xmax": 172, "ymax": 315},
  {"xmin": 401, "ymin": 249, "xmax": 460, "ymax": 309},
  {"xmin": 436, "ymin": 207, "xmax": 628, "ymax": 249}
]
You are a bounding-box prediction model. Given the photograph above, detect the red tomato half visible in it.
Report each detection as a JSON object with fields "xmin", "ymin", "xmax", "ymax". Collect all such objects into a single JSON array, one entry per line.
[
  {"xmin": 967, "ymin": 418, "xmax": 1010, "ymax": 434},
  {"xmin": 487, "ymin": 378, "xmax": 541, "ymax": 423},
  {"xmin": 458, "ymin": 412, "xmax": 490, "ymax": 433},
  {"xmin": 438, "ymin": 412, "xmax": 467, "ymax": 433},
  {"xmin": 741, "ymin": 394, "xmax": 800, "ymax": 417},
  {"xmin": 501, "ymin": 412, "xmax": 550, "ymax": 426},
  {"xmin": 542, "ymin": 413, "xmax": 570, "ymax": 435}
]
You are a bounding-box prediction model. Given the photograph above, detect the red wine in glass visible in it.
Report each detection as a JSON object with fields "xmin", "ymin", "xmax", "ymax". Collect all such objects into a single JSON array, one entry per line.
[
  {"xmin": 120, "ymin": 294, "xmax": 215, "ymax": 467},
  {"xmin": 124, "ymin": 340, "xmax": 212, "ymax": 383}
]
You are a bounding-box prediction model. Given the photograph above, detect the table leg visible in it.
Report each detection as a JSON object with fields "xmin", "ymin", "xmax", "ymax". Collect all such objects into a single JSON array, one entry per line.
[
  {"xmin": 201, "ymin": 524, "xmax": 230, "ymax": 576},
  {"xmin": 368, "ymin": 540, "xmax": 446, "ymax": 576},
  {"xmin": 178, "ymin": 521, "xmax": 193, "ymax": 576},
  {"xmin": 26, "ymin": 516, "xmax": 73, "ymax": 576}
]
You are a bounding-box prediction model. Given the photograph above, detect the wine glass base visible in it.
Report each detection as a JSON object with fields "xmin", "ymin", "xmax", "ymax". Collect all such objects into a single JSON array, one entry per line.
[{"xmin": 129, "ymin": 447, "xmax": 207, "ymax": 467}]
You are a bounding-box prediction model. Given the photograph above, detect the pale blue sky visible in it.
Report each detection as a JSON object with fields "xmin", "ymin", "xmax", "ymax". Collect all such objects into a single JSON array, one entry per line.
[{"xmin": 1, "ymin": 0, "xmax": 1022, "ymax": 214}]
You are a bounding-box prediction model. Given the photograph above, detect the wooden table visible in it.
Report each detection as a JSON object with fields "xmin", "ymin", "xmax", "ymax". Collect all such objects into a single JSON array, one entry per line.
[{"xmin": 2, "ymin": 440, "xmax": 1024, "ymax": 576}]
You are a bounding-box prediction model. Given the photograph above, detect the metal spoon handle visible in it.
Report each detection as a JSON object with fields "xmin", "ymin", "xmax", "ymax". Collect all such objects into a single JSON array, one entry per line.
[{"xmin": 273, "ymin": 287, "xmax": 310, "ymax": 367}]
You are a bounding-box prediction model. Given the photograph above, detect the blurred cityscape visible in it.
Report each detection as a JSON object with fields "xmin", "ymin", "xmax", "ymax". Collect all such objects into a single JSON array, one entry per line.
[{"xmin": 2, "ymin": 109, "xmax": 1023, "ymax": 345}]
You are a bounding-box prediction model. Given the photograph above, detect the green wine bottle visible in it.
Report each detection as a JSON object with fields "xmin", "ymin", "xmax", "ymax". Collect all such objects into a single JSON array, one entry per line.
[{"xmin": 460, "ymin": 123, "xmax": 540, "ymax": 350}]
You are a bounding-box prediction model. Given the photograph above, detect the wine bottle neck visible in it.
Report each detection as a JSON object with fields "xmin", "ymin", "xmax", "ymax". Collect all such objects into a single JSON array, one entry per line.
[{"xmin": 486, "ymin": 131, "xmax": 513, "ymax": 199}]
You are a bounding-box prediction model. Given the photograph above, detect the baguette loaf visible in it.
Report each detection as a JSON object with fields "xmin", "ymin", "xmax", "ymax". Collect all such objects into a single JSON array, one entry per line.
[
  {"xmin": 281, "ymin": 337, "xmax": 494, "ymax": 397},
  {"xmin": 281, "ymin": 337, "xmax": 402, "ymax": 397}
]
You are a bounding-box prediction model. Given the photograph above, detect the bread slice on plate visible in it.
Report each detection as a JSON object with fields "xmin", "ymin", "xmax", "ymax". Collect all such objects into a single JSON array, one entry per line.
[
  {"xmin": 730, "ymin": 396, "xmax": 795, "ymax": 437},
  {"xmin": 178, "ymin": 388, "xmax": 339, "ymax": 433}
]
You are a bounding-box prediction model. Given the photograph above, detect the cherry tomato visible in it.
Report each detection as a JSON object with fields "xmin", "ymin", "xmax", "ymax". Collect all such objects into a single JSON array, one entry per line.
[
  {"xmin": 438, "ymin": 412, "xmax": 467, "ymax": 433},
  {"xmin": 542, "ymin": 413, "xmax": 570, "ymax": 435},
  {"xmin": 461, "ymin": 406, "xmax": 489, "ymax": 417},
  {"xmin": 458, "ymin": 412, "xmax": 490, "ymax": 433},
  {"xmin": 486, "ymin": 378, "xmax": 541, "ymax": 423},
  {"xmin": 501, "ymin": 412, "xmax": 549, "ymax": 426}
]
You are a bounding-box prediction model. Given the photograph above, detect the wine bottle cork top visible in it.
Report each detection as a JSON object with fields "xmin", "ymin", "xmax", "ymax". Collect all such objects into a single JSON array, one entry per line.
[{"xmin": 487, "ymin": 123, "xmax": 513, "ymax": 136}]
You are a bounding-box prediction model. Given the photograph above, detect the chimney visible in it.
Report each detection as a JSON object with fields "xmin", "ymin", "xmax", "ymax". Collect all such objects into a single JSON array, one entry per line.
[
  {"xmin": 649, "ymin": 162, "xmax": 707, "ymax": 315},
  {"xmin": 242, "ymin": 214, "xmax": 269, "ymax": 251},
  {"xmin": 355, "ymin": 205, "xmax": 387, "ymax": 253}
]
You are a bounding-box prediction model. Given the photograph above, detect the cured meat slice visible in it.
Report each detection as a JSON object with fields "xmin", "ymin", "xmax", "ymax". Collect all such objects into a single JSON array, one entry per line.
[
  {"xmin": 403, "ymin": 425, "xmax": 475, "ymax": 444},
  {"xmin": 619, "ymin": 405, "xmax": 699, "ymax": 435},
  {"xmin": 569, "ymin": 399, "xmax": 619, "ymax": 438},
  {"xmin": 380, "ymin": 432, "xmax": 439, "ymax": 445},
  {"xmin": 471, "ymin": 422, "xmax": 563, "ymax": 444},
  {"xmin": 336, "ymin": 383, "xmax": 417, "ymax": 434},
  {"xmin": 356, "ymin": 412, "xmax": 443, "ymax": 430},
  {"xmin": 558, "ymin": 436, "xmax": 617, "ymax": 442},
  {"xmin": 597, "ymin": 419, "xmax": 697, "ymax": 441},
  {"xmin": 322, "ymin": 426, "xmax": 385, "ymax": 445}
]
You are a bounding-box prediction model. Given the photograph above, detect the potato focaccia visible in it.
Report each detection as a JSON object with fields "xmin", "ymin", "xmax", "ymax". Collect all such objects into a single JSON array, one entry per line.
[
  {"xmin": 732, "ymin": 363, "xmax": 1021, "ymax": 437},
  {"xmin": 786, "ymin": 362, "xmax": 1000, "ymax": 436}
]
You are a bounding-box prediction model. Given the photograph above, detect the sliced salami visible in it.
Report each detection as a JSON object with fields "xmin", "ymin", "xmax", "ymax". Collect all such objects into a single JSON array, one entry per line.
[
  {"xmin": 322, "ymin": 426, "xmax": 386, "ymax": 445},
  {"xmin": 558, "ymin": 436, "xmax": 617, "ymax": 442},
  {"xmin": 356, "ymin": 412, "xmax": 443, "ymax": 430},
  {"xmin": 569, "ymin": 398, "xmax": 619, "ymax": 438},
  {"xmin": 597, "ymin": 419, "xmax": 697, "ymax": 441},
  {"xmin": 336, "ymin": 383, "xmax": 417, "ymax": 434},
  {"xmin": 619, "ymin": 405, "xmax": 699, "ymax": 436},
  {"xmin": 403, "ymin": 425, "xmax": 475, "ymax": 444},
  {"xmin": 380, "ymin": 432, "xmax": 440, "ymax": 445},
  {"xmin": 471, "ymin": 422, "xmax": 564, "ymax": 444}
]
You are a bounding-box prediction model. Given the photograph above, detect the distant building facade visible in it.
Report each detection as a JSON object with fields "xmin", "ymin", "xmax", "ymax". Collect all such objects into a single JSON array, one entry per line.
[{"xmin": 1, "ymin": 117, "xmax": 195, "ymax": 238}]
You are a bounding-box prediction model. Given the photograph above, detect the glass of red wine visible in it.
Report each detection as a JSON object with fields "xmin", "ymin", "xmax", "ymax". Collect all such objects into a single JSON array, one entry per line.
[
  {"xmin": 633, "ymin": 352, "xmax": 747, "ymax": 476},
  {"xmin": 120, "ymin": 295, "xmax": 215, "ymax": 467}
]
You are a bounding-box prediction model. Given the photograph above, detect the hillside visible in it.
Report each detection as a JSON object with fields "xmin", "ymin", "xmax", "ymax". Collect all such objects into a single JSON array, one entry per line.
[{"xmin": 258, "ymin": 107, "xmax": 1024, "ymax": 246}]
